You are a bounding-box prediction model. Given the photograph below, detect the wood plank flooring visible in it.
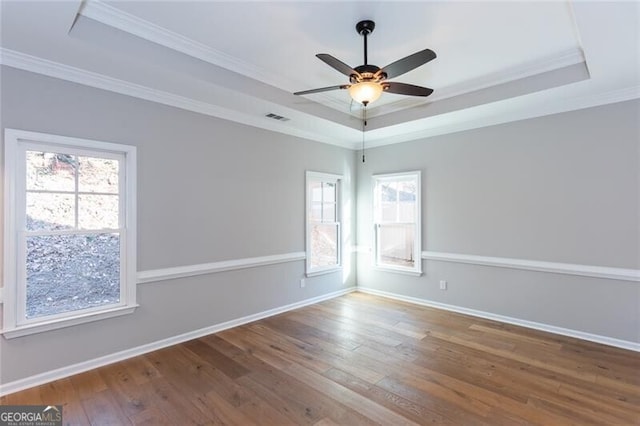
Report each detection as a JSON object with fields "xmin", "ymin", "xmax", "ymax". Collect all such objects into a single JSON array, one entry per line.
[{"xmin": 2, "ymin": 292, "xmax": 640, "ymax": 425}]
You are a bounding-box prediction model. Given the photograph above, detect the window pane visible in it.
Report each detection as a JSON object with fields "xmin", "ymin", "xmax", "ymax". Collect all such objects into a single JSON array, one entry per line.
[
  {"xmin": 309, "ymin": 181, "xmax": 322, "ymax": 203},
  {"xmin": 322, "ymin": 203, "xmax": 336, "ymax": 222},
  {"xmin": 381, "ymin": 182, "xmax": 397, "ymax": 202},
  {"xmin": 381, "ymin": 201, "xmax": 397, "ymax": 222},
  {"xmin": 310, "ymin": 223, "xmax": 338, "ymax": 268},
  {"xmin": 79, "ymin": 194, "xmax": 119, "ymax": 229},
  {"xmin": 26, "ymin": 192, "xmax": 75, "ymax": 231},
  {"xmin": 26, "ymin": 233, "xmax": 120, "ymax": 319},
  {"xmin": 378, "ymin": 224, "xmax": 415, "ymax": 268},
  {"xmin": 397, "ymin": 180, "xmax": 416, "ymax": 200},
  {"xmin": 398, "ymin": 202, "xmax": 415, "ymax": 222},
  {"xmin": 310, "ymin": 201, "xmax": 322, "ymax": 221},
  {"xmin": 380, "ymin": 181, "xmax": 397, "ymax": 222},
  {"xmin": 322, "ymin": 182, "xmax": 335, "ymax": 203},
  {"xmin": 26, "ymin": 151, "xmax": 76, "ymax": 191},
  {"xmin": 398, "ymin": 180, "xmax": 416, "ymax": 222},
  {"xmin": 79, "ymin": 156, "xmax": 119, "ymax": 194}
]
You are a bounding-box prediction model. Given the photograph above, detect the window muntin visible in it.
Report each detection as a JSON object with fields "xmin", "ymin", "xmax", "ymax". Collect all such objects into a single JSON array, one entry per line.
[
  {"xmin": 373, "ymin": 172, "xmax": 422, "ymax": 275},
  {"xmin": 22, "ymin": 149, "xmax": 123, "ymax": 322},
  {"xmin": 306, "ymin": 172, "xmax": 342, "ymax": 275},
  {"xmin": 3, "ymin": 129, "xmax": 137, "ymax": 338}
]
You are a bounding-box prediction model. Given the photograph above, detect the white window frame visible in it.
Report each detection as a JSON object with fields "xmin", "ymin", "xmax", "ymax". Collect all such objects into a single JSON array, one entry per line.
[
  {"xmin": 372, "ymin": 171, "xmax": 422, "ymax": 276},
  {"xmin": 2, "ymin": 129, "xmax": 137, "ymax": 338},
  {"xmin": 305, "ymin": 171, "xmax": 342, "ymax": 277}
]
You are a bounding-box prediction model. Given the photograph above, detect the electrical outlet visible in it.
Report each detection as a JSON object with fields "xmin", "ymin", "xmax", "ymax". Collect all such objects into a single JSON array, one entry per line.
[
  {"xmin": 300, "ymin": 278, "xmax": 306, "ymax": 288},
  {"xmin": 439, "ymin": 280, "xmax": 447, "ymax": 290}
]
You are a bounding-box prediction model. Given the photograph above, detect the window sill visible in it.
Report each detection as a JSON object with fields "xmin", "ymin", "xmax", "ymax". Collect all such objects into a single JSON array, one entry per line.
[
  {"xmin": 1, "ymin": 304, "xmax": 139, "ymax": 339},
  {"xmin": 373, "ymin": 266, "xmax": 423, "ymax": 277},
  {"xmin": 306, "ymin": 267, "xmax": 342, "ymax": 278}
]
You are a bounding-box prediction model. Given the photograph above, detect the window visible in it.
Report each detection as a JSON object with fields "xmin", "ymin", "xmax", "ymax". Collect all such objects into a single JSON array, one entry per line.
[
  {"xmin": 373, "ymin": 171, "xmax": 422, "ymax": 275},
  {"xmin": 3, "ymin": 129, "xmax": 137, "ymax": 338},
  {"xmin": 306, "ymin": 171, "xmax": 342, "ymax": 276}
]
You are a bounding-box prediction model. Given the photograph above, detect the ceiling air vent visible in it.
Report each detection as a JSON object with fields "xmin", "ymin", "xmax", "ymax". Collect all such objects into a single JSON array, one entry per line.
[{"xmin": 265, "ymin": 113, "xmax": 290, "ymax": 122}]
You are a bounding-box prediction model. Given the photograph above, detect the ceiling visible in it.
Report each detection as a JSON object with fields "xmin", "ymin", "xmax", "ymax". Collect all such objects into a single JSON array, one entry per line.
[{"xmin": 1, "ymin": 1, "xmax": 638, "ymax": 149}]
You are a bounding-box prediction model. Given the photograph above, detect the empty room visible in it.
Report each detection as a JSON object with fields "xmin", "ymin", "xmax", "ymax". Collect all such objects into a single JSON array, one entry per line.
[{"xmin": 1, "ymin": 1, "xmax": 639, "ymax": 424}]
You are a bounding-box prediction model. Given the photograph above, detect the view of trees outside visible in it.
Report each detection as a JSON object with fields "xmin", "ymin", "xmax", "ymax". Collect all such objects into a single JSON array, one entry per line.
[{"xmin": 25, "ymin": 151, "xmax": 120, "ymax": 318}]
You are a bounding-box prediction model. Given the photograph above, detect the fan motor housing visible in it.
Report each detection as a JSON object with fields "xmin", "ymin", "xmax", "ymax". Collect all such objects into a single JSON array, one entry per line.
[
  {"xmin": 352, "ymin": 65, "xmax": 385, "ymax": 83},
  {"xmin": 356, "ymin": 20, "xmax": 375, "ymax": 35}
]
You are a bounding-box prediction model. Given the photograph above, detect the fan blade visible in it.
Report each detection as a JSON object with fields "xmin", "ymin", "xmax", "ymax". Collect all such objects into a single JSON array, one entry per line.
[
  {"xmin": 384, "ymin": 82, "xmax": 433, "ymax": 97},
  {"xmin": 379, "ymin": 49, "xmax": 436, "ymax": 79},
  {"xmin": 316, "ymin": 54, "xmax": 359, "ymax": 77},
  {"xmin": 294, "ymin": 85, "xmax": 349, "ymax": 96}
]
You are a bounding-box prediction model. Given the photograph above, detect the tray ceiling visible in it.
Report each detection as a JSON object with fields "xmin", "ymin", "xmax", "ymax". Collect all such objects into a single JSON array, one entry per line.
[{"xmin": 1, "ymin": 1, "xmax": 638, "ymax": 149}]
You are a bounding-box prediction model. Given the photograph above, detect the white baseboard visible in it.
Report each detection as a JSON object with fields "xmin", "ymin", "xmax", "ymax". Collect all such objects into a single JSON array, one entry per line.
[
  {"xmin": 3, "ymin": 284, "xmax": 636, "ymax": 396},
  {"xmin": 0, "ymin": 287, "xmax": 356, "ymax": 396},
  {"xmin": 357, "ymin": 287, "xmax": 640, "ymax": 352}
]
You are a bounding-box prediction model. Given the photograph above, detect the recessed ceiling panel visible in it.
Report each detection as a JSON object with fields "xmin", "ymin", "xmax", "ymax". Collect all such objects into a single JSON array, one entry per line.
[
  {"xmin": 103, "ymin": 1, "xmax": 582, "ymax": 114},
  {"xmin": 1, "ymin": 1, "xmax": 636, "ymax": 149}
]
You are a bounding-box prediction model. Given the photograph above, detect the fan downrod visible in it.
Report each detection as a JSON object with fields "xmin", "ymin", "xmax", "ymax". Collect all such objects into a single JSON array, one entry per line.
[
  {"xmin": 356, "ymin": 20, "xmax": 375, "ymax": 67},
  {"xmin": 355, "ymin": 20, "xmax": 375, "ymax": 36}
]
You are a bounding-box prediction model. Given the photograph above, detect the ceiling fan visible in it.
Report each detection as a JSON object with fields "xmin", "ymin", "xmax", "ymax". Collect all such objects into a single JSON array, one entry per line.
[{"xmin": 294, "ymin": 20, "xmax": 436, "ymax": 106}]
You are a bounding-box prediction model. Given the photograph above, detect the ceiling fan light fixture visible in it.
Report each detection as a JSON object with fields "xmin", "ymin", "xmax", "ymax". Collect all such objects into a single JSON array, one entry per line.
[
  {"xmin": 293, "ymin": 20, "xmax": 435, "ymax": 102},
  {"xmin": 348, "ymin": 81, "xmax": 383, "ymax": 105}
]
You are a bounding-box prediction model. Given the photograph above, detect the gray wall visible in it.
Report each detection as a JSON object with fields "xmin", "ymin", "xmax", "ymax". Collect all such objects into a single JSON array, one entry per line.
[
  {"xmin": 1, "ymin": 65, "xmax": 638, "ymax": 387},
  {"xmin": 357, "ymin": 99, "xmax": 640, "ymax": 343},
  {"xmin": 0, "ymin": 67, "xmax": 356, "ymax": 384}
]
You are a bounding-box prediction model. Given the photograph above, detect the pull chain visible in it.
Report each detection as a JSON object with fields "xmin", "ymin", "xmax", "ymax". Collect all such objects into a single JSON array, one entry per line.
[{"xmin": 362, "ymin": 103, "xmax": 367, "ymax": 163}]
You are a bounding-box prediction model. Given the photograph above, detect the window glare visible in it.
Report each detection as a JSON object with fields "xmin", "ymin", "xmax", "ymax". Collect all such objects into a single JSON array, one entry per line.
[
  {"xmin": 310, "ymin": 223, "xmax": 339, "ymax": 268},
  {"xmin": 310, "ymin": 181, "xmax": 322, "ymax": 202},
  {"xmin": 322, "ymin": 203, "xmax": 336, "ymax": 222},
  {"xmin": 374, "ymin": 172, "xmax": 421, "ymax": 273},
  {"xmin": 322, "ymin": 182, "xmax": 335, "ymax": 202},
  {"xmin": 310, "ymin": 202, "xmax": 322, "ymax": 221},
  {"xmin": 306, "ymin": 173, "xmax": 342, "ymax": 275},
  {"xmin": 377, "ymin": 224, "xmax": 415, "ymax": 268}
]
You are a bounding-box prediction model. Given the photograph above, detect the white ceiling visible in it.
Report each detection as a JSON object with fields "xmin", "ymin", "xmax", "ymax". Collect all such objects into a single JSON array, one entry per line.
[{"xmin": 1, "ymin": 1, "xmax": 638, "ymax": 149}]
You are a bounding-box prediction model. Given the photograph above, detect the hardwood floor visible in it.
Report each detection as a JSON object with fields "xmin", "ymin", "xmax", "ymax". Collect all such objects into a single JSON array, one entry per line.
[{"xmin": 2, "ymin": 292, "xmax": 640, "ymax": 425}]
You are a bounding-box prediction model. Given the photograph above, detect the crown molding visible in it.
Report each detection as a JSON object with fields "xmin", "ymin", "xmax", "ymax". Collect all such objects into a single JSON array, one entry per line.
[
  {"xmin": 2, "ymin": 47, "xmax": 637, "ymax": 151},
  {"xmin": 78, "ymin": 0, "xmax": 273, "ymax": 85},
  {"xmin": 363, "ymin": 84, "xmax": 640, "ymax": 149},
  {"xmin": 77, "ymin": 0, "xmax": 341, "ymax": 110},
  {"xmin": 78, "ymin": 1, "xmax": 592, "ymax": 120},
  {"xmin": 0, "ymin": 48, "xmax": 352, "ymax": 148},
  {"xmin": 368, "ymin": 47, "xmax": 587, "ymax": 117},
  {"xmin": 432, "ymin": 47, "xmax": 586, "ymax": 103}
]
